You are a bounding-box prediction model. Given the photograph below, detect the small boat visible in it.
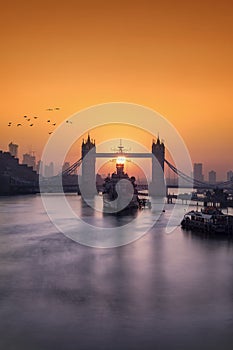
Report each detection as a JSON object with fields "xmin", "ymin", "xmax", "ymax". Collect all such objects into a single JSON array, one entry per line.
[
  {"xmin": 138, "ymin": 197, "xmax": 152, "ymax": 209},
  {"xmin": 181, "ymin": 206, "xmax": 233, "ymax": 235}
]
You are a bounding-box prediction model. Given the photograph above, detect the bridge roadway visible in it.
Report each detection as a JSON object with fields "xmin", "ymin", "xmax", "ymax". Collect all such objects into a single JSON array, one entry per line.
[{"xmin": 95, "ymin": 153, "xmax": 152, "ymax": 158}]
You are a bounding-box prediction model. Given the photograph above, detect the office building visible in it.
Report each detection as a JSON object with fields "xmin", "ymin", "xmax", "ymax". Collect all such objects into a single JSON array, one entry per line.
[
  {"xmin": 23, "ymin": 153, "xmax": 36, "ymax": 170},
  {"xmin": 44, "ymin": 162, "xmax": 54, "ymax": 177},
  {"xmin": 8, "ymin": 142, "xmax": 18, "ymax": 158},
  {"xmin": 193, "ymin": 163, "xmax": 204, "ymax": 182},
  {"xmin": 227, "ymin": 170, "xmax": 233, "ymax": 181},
  {"xmin": 62, "ymin": 162, "xmax": 70, "ymax": 173},
  {"xmin": 208, "ymin": 170, "xmax": 216, "ymax": 184},
  {"xmin": 36, "ymin": 160, "xmax": 43, "ymax": 175}
]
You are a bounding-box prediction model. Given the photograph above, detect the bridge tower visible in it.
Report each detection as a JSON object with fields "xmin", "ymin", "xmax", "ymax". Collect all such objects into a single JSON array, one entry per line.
[
  {"xmin": 152, "ymin": 136, "xmax": 165, "ymax": 176},
  {"xmin": 81, "ymin": 134, "xmax": 96, "ymax": 196},
  {"xmin": 150, "ymin": 136, "xmax": 166, "ymax": 196}
]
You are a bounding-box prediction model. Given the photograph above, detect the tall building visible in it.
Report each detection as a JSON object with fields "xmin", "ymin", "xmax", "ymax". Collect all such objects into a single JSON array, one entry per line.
[
  {"xmin": 8, "ymin": 142, "xmax": 18, "ymax": 158},
  {"xmin": 208, "ymin": 170, "xmax": 216, "ymax": 184},
  {"xmin": 227, "ymin": 170, "xmax": 233, "ymax": 181},
  {"xmin": 0, "ymin": 151, "xmax": 38, "ymax": 195},
  {"xmin": 44, "ymin": 162, "xmax": 54, "ymax": 177},
  {"xmin": 62, "ymin": 162, "xmax": 70, "ymax": 173},
  {"xmin": 193, "ymin": 163, "xmax": 204, "ymax": 182},
  {"xmin": 36, "ymin": 160, "xmax": 43, "ymax": 175},
  {"xmin": 22, "ymin": 153, "xmax": 36, "ymax": 170}
]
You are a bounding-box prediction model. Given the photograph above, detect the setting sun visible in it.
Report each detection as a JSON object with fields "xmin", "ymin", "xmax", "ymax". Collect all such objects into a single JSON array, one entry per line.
[{"xmin": 116, "ymin": 156, "xmax": 126, "ymax": 165}]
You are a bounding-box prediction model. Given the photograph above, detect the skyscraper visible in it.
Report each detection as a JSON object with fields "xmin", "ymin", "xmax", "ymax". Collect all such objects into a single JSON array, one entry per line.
[
  {"xmin": 44, "ymin": 162, "xmax": 54, "ymax": 177},
  {"xmin": 208, "ymin": 170, "xmax": 216, "ymax": 184},
  {"xmin": 193, "ymin": 163, "xmax": 204, "ymax": 182},
  {"xmin": 227, "ymin": 170, "xmax": 233, "ymax": 181},
  {"xmin": 36, "ymin": 160, "xmax": 43, "ymax": 175},
  {"xmin": 8, "ymin": 142, "xmax": 18, "ymax": 158}
]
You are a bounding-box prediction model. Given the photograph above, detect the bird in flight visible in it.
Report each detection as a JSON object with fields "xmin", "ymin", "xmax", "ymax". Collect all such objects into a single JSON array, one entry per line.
[
  {"xmin": 17, "ymin": 123, "xmax": 22, "ymax": 126},
  {"xmin": 46, "ymin": 107, "xmax": 61, "ymax": 111}
]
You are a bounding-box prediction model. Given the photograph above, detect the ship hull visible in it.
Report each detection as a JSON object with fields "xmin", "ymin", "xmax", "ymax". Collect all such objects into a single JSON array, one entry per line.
[
  {"xmin": 103, "ymin": 193, "xmax": 139, "ymax": 214},
  {"xmin": 181, "ymin": 208, "xmax": 233, "ymax": 235}
]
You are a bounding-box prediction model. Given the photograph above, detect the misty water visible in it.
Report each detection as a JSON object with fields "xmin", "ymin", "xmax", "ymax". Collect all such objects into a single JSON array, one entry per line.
[{"xmin": 0, "ymin": 194, "xmax": 233, "ymax": 350}]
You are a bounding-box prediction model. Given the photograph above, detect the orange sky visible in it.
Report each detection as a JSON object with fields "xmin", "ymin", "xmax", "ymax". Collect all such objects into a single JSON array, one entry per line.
[{"xmin": 1, "ymin": 0, "xmax": 233, "ymax": 180}]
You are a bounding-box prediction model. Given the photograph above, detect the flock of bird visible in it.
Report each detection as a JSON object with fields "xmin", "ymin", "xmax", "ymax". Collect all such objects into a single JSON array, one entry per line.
[{"xmin": 7, "ymin": 107, "xmax": 62, "ymax": 135}]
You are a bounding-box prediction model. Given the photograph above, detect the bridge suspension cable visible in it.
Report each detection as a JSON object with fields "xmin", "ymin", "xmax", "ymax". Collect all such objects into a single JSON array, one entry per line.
[
  {"xmin": 57, "ymin": 155, "xmax": 232, "ymax": 189},
  {"xmin": 165, "ymin": 159, "xmax": 233, "ymax": 189},
  {"xmin": 61, "ymin": 157, "xmax": 82, "ymax": 176}
]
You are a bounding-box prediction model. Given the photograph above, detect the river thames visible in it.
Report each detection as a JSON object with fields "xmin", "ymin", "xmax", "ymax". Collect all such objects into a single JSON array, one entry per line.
[{"xmin": 0, "ymin": 194, "xmax": 233, "ymax": 350}]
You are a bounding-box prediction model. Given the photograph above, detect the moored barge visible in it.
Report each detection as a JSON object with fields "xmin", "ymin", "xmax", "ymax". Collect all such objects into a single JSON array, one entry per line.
[{"xmin": 181, "ymin": 207, "xmax": 233, "ymax": 235}]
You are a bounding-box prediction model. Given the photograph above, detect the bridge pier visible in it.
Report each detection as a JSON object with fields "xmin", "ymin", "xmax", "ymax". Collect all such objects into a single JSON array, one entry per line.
[
  {"xmin": 149, "ymin": 137, "xmax": 166, "ymax": 197},
  {"xmin": 78, "ymin": 135, "xmax": 167, "ymax": 199}
]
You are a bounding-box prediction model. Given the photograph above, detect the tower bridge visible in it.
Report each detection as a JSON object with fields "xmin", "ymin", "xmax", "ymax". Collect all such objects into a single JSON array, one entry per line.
[
  {"xmin": 78, "ymin": 134, "xmax": 165, "ymax": 197},
  {"xmin": 61, "ymin": 135, "xmax": 233, "ymax": 194},
  {"xmin": 2, "ymin": 136, "xmax": 232, "ymax": 197}
]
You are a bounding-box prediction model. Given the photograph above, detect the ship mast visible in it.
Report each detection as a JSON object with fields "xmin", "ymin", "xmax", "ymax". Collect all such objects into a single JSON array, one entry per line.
[{"xmin": 116, "ymin": 139, "xmax": 126, "ymax": 175}]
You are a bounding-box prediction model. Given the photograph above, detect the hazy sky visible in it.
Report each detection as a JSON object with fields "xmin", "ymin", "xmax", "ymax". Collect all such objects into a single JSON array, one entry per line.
[{"xmin": 1, "ymin": 0, "xmax": 233, "ymax": 179}]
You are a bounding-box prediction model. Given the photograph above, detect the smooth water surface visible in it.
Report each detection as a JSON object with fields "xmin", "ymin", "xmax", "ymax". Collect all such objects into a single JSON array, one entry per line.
[{"xmin": 0, "ymin": 195, "xmax": 233, "ymax": 350}]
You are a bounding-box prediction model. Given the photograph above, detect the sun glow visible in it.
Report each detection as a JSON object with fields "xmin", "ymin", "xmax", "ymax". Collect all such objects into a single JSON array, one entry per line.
[{"xmin": 116, "ymin": 156, "xmax": 126, "ymax": 165}]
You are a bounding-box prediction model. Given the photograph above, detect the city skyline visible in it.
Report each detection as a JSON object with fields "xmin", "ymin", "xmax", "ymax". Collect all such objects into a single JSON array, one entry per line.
[{"xmin": 6, "ymin": 139, "xmax": 233, "ymax": 182}]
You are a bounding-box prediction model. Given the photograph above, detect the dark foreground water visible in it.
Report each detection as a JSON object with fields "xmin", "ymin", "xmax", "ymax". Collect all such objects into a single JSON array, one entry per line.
[{"xmin": 0, "ymin": 195, "xmax": 233, "ymax": 350}]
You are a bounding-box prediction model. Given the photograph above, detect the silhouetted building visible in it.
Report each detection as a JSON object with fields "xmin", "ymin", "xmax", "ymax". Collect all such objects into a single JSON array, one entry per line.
[
  {"xmin": 8, "ymin": 142, "xmax": 18, "ymax": 158},
  {"xmin": 0, "ymin": 150, "xmax": 38, "ymax": 195},
  {"xmin": 208, "ymin": 170, "xmax": 216, "ymax": 184},
  {"xmin": 227, "ymin": 170, "xmax": 233, "ymax": 181},
  {"xmin": 62, "ymin": 162, "xmax": 70, "ymax": 173},
  {"xmin": 36, "ymin": 160, "xmax": 43, "ymax": 175},
  {"xmin": 23, "ymin": 153, "xmax": 36, "ymax": 170},
  {"xmin": 193, "ymin": 163, "xmax": 204, "ymax": 182},
  {"xmin": 44, "ymin": 162, "xmax": 54, "ymax": 177}
]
